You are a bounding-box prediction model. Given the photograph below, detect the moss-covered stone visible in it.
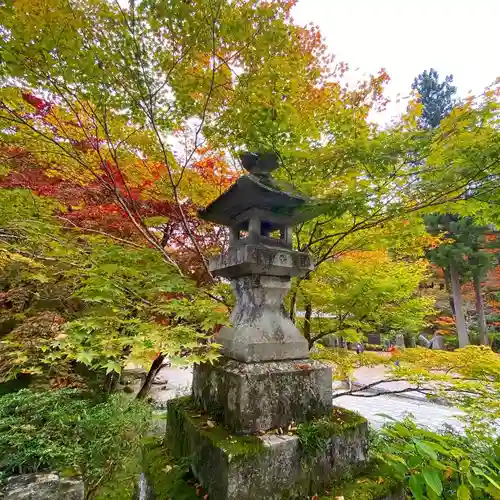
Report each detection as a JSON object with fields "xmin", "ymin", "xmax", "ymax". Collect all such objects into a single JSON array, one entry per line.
[
  {"xmin": 164, "ymin": 397, "xmax": 370, "ymax": 500},
  {"xmin": 141, "ymin": 438, "xmax": 200, "ymax": 500},
  {"xmin": 297, "ymin": 406, "xmax": 367, "ymax": 458},
  {"xmin": 166, "ymin": 396, "xmax": 265, "ymax": 461},
  {"xmin": 141, "ymin": 441, "xmax": 404, "ymax": 500}
]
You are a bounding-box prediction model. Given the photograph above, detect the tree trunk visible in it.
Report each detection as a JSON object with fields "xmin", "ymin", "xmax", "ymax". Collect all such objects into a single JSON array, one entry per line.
[
  {"xmin": 136, "ymin": 354, "xmax": 165, "ymax": 400},
  {"xmin": 104, "ymin": 370, "xmax": 120, "ymax": 394},
  {"xmin": 449, "ymin": 263, "xmax": 469, "ymax": 347},
  {"xmin": 304, "ymin": 302, "xmax": 313, "ymax": 349},
  {"xmin": 444, "ymin": 271, "xmax": 455, "ymax": 314},
  {"xmin": 474, "ymin": 273, "xmax": 489, "ymax": 345}
]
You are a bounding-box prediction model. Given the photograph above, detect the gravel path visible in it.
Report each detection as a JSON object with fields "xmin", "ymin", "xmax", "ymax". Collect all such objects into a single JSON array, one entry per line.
[{"xmin": 333, "ymin": 393, "xmax": 463, "ymax": 431}]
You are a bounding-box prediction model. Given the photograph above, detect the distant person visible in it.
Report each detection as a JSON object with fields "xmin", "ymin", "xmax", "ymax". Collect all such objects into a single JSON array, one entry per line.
[
  {"xmin": 387, "ymin": 343, "xmax": 400, "ymax": 366},
  {"xmin": 356, "ymin": 343, "xmax": 362, "ymax": 354}
]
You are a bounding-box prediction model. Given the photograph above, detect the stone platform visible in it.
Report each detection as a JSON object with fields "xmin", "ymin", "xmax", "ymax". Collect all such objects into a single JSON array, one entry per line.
[
  {"xmin": 166, "ymin": 396, "xmax": 372, "ymax": 500},
  {"xmin": 192, "ymin": 358, "xmax": 332, "ymax": 434}
]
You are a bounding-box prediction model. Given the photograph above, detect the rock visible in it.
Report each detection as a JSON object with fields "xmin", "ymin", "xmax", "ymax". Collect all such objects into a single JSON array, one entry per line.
[
  {"xmin": 394, "ymin": 334, "xmax": 405, "ymax": 349},
  {"xmin": 418, "ymin": 334, "xmax": 431, "ymax": 348},
  {"xmin": 320, "ymin": 334, "xmax": 339, "ymax": 347},
  {"xmin": 121, "ymin": 367, "xmax": 147, "ymax": 385},
  {"xmin": 152, "ymin": 375, "xmax": 169, "ymax": 385},
  {"xmin": 150, "ymin": 383, "xmax": 191, "ymax": 410},
  {"xmin": 148, "ymin": 411, "xmax": 168, "ymax": 438},
  {"xmin": 2, "ymin": 473, "xmax": 84, "ymax": 500},
  {"xmin": 431, "ymin": 335, "xmax": 445, "ymax": 350},
  {"xmin": 192, "ymin": 357, "xmax": 333, "ymax": 434}
]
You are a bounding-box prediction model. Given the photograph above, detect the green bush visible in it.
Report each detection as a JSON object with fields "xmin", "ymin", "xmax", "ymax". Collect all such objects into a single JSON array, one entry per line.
[
  {"xmin": 364, "ymin": 343, "xmax": 384, "ymax": 351},
  {"xmin": 372, "ymin": 417, "xmax": 500, "ymax": 499},
  {"xmin": 0, "ymin": 389, "xmax": 151, "ymax": 498},
  {"xmin": 489, "ymin": 330, "xmax": 500, "ymax": 352}
]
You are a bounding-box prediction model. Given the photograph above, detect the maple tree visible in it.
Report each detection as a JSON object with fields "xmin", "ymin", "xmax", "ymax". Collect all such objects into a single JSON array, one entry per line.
[
  {"xmin": 280, "ymin": 75, "xmax": 500, "ymax": 338},
  {"xmin": 316, "ymin": 345, "xmax": 500, "ymax": 441},
  {"xmin": 295, "ymin": 249, "xmax": 435, "ymax": 348},
  {"xmin": 0, "ymin": 0, "xmax": 339, "ymax": 280},
  {"xmin": 414, "ymin": 69, "xmax": 500, "ymax": 349},
  {"xmin": 0, "ymin": 91, "xmax": 235, "ymax": 282},
  {"xmin": 0, "ymin": 189, "xmax": 227, "ymax": 392},
  {"xmin": 2, "ymin": 0, "xmax": 370, "ymax": 394}
]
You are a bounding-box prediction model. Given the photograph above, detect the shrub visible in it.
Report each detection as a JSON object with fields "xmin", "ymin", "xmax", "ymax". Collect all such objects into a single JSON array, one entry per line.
[
  {"xmin": 372, "ymin": 417, "xmax": 500, "ymax": 499},
  {"xmin": 0, "ymin": 389, "xmax": 151, "ymax": 498},
  {"xmin": 364, "ymin": 343, "xmax": 384, "ymax": 351},
  {"xmin": 312, "ymin": 347, "xmax": 390, "ymax": 381}
]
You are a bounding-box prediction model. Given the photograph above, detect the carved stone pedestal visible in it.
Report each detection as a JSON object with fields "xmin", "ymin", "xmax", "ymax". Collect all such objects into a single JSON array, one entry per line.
[{"xmin": 211, "ymin": 244, "xmax": 313, "ymax": 363}]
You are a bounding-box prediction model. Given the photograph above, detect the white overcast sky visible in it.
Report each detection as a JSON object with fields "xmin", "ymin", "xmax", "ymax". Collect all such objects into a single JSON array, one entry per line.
[{"xmin": 292, "ymin": 0, "xmax": 500, "ymax": 123}]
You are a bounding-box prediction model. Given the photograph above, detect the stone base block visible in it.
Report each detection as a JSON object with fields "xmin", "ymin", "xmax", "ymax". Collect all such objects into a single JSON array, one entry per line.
[
  {"xmin": 166, "ymin": 396, "xmax": 370, "ymax": 500},
  {"xmin": 192, "ymin": 358, "xmax": 332, "ymax": 434}
]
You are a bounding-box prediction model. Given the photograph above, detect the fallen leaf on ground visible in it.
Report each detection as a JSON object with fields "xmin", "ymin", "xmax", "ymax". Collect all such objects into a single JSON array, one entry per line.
[{"xmin": 296, "ymin": 363, "xmax": 312, "ymax": 370}]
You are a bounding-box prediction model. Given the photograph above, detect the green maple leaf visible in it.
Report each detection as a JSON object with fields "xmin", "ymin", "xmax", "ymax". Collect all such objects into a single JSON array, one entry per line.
[{"xmin": 103, "ymin": 360, "xmax": 122, "ymax": 375}]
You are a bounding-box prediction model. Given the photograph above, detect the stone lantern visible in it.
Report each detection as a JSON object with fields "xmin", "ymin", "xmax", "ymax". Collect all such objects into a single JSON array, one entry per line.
[
  {"xmin": 193, "ymin": 152, "xmax": 333, "ymax": 437},
  {"xmin": 163, "ymin": 152, "xmax": 385, "ymax": 500},
  {"xmin": 197, "ymin": 151, "xmax": 314, "ymax": 364}
]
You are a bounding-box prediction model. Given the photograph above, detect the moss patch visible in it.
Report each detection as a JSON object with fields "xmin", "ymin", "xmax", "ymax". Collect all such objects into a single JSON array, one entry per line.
[
  {"xmin": 325, "ymin": 476, "xmax": 402, "ymax": 500},
  {"xmin": 167, "ymin": 396, "xmax": 264, "ymax": 461},
  {"xmin": 297, "ymin": 406, "xmax": 367, "ymax": 458},
  {"xmin": 142, "ymin": 438, "xmax": 204, "ymax": 500},
  {"xmin": 322, "ymin": 462, "xmax": 404, "ymax": 500}
]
